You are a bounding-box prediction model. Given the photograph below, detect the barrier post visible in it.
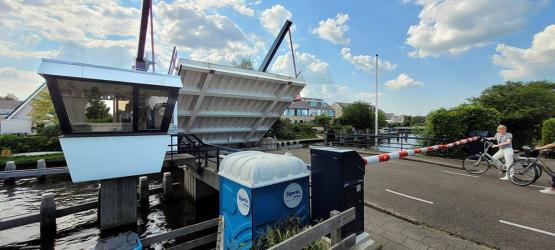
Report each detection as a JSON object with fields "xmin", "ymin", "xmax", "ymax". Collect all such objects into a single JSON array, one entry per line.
[
  {"xmin": 40, "ymin": 193, "xmax": 56, "ymax": 242},
  {"xmin": 37, "ymin": 159, "xmax": 47, "ymax": 183},
  {"xmin": 163, "ymin": 172, "xmax": 174, "ymax": 201},
  {"xmin": 4, "ymin": 161, "xmax": 16, "ymax": 186}
]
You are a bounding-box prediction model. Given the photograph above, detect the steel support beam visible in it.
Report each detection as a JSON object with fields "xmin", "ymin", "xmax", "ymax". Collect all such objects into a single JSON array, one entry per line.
[
  {"xmin": 258, "ymin": 20, "xmax": 293, "ymax": 72},
  {"xmin": 185, "ymin": 70, "xmax": 215, "ymax": 131}
]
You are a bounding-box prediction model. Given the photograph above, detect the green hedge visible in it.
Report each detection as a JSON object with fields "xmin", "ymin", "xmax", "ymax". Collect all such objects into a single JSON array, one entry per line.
[
  {"xmin": 0, "ymin": 135, "xmax": 61, "ymax": 154},
  {"xmin": 423, "ymin": 104, "xmax": 500, "ymax": 157},
  {"xmin": 541, "ymin": 118, "xmax": 555, "ymax": 145}
]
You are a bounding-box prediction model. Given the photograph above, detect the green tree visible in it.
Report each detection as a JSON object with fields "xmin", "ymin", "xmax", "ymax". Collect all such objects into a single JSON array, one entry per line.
[
  {"xmin": 471, "ymin": 81, "xmax": 555, "ymax": 146},
  {"xmin": 0, "ymin": 93, "xmax": 18, "ymax": 101},
  {"xmin": 313, "ymin": 114, "xmax": 332, "ymax": 128},
  {"xmin": 266, "ymin": 118, "xmax": 316, "ymax": 140},
  {"xmin": 340, "ymin": 102, "xmax": 387, "ymax": 131},
  {"xmin": 232, "ymin": 57, "xmax": 254, "ymax": 70},
  {"xmin": 30, "ymin": 91, "xmax": 58, "ymax": 127},
  {"xmin": 541, "ymin": 118, "xmax": 555, "ymax": 145},
  {"xmin": 85, "ymin": 87, "xmax": 112, "ymax": 122}
]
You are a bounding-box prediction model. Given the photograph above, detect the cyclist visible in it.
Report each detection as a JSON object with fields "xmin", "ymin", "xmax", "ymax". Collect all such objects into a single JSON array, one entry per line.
[
  {"xmin": 535, "ymin": 142, "xmax": 555, "ymax": 195},
  {"xmin": 485, "ymin": 125, "xmax": 513, "ymax": 181}
]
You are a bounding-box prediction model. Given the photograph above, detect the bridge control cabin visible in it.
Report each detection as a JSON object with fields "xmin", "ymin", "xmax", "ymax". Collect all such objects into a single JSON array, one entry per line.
[{"xmin": 38, "ymin": 59, "xmax": 181, "ymax": 182}]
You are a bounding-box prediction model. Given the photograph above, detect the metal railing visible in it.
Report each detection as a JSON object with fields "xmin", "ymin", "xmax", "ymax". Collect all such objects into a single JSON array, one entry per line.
[
  {"xmin": 325, "ymin": 132, "xmax": 447, "ymax": 152},
  {"xmin": 167, "ymin": 134, "xmax": 240, "ymax": 171}
]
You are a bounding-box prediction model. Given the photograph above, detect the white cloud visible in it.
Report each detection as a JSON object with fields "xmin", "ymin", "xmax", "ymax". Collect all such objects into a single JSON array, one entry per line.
[
  {"xmin": 0, "ymin": 41, "xmax": 58, "ymax": 59},
  {"xmin": 340, "ymin": 48, "xmax": 397, "ymax": 72},
  {"xmin": 493, "ymin": 24, "xmax": 555, "ymax": 81},
  {"xmin": 259, "ymin": 5, "xmax": 293, "ymax": 34},
  {"xmin": 406, "ymin": 0, "xmax": 547, "ymax": 57},
  {"xmin": 270, "ymin": 51, "xmax": 381, "ymax": 103},
  {"xmin": 311, "ymin": 13, "xmax": 350, "ymax": 45},
  {"xmin": 156, "ymin": 1, "xmax": 264, "ymax": 66},
  {"xmin": 271, "ymin": 51, "xmax": 333, "ymax": 83},
  {"xmin": 300, "ymin": 84, "xmax": 382, "ymax": 104},
  {"xmin": 0, "ymin": 67, "xmax": 44, "ymax": 99},
  {"xmin": 384, "ymin": 73, "xmax": 424, "ymax": 89},
  {"xmin": 187, "ymin": 0, "xmax": 254, "ymax": 16},
  {"xmin": 0, "ymin": 0, "xmax": 141, "ymax": 43}
]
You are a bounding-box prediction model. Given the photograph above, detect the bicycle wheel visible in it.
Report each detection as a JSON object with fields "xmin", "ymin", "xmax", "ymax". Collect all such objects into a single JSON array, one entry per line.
[
  {"xmin": 463, "ymin": 154, "xmax": 490, "ymax": 174},
  {"xmin": 508, "ymin": 163, "xmax": 539, "ymax": 186}
]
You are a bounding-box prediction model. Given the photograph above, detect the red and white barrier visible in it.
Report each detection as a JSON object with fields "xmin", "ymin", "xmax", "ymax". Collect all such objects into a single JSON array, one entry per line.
[{"xmin": 363, "ymin": 136, "xmax": 480, "ymax": 165}]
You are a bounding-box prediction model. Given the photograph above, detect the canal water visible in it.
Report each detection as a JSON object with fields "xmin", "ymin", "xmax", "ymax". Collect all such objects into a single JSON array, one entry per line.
[
  {"xmin": 377, "ymin": 135, "xmax": 419, "ymax": 152},
  {"xmin": 0, "ymin": 175, "xmax": 218, "ymax": 249}
]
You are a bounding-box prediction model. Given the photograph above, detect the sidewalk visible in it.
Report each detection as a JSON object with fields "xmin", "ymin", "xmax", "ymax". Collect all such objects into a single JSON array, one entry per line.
[{"xmin": 364, "ymin": 206, "xmax": 493, "ymax": 250}]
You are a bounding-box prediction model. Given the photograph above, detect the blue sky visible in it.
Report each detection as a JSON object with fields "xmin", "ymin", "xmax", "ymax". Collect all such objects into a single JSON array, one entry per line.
[{"xmin": 1, "ymin": 0, "xmax": 554, "ymax": 115}]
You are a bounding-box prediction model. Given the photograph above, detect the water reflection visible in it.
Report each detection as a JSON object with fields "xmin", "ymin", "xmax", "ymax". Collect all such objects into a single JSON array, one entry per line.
[{"xmin": 0, "ymin": 175, "xmax": 218, "ymax": 249}]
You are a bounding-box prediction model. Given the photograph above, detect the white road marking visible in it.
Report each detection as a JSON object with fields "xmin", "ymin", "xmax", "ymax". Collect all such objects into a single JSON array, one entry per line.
[
  {"xmin": 385, "ymin": 189, "xmax": 434, "ymax": 205},
  {"xmin": 499, "ymin": 220, "xmax": 555, "ymax": 237},
  {"xmin": 530, "ymin": 184, "xmax": 548, "ymax": 189},
  {"xmin": 442, "ymin": 170, "xmax": 479, "ymax": 178}
]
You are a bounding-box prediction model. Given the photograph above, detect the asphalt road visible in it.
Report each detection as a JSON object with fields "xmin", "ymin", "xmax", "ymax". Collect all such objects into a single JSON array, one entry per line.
[{"xmin": 275, "ymin": 148, "xmax": 555, "ymax": 250}]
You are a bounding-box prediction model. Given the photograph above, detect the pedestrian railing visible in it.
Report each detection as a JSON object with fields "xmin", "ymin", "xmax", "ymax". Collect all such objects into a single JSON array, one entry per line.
[{"xmin": 325, "ymin": 132, "xmax": 446, "ymax": 151}]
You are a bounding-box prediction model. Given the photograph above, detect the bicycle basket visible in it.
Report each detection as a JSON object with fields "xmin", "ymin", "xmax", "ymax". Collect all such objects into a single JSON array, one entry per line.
[{"xmin": 522, "ymin": 148, "xmax": 540, "ymax": 157}]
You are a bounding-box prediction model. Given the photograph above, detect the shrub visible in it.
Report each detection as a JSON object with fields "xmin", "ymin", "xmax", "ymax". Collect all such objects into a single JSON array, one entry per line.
[
  {"xmin": 0, "ymin": 135, "xmax": 61, "ymax": 154},
  {"xmin": 36, "ymin": 124, "xmax": 61, "ymax": 137},
  {"xmin": 254, "ymin": 217, "xmax": 327, "ymax": 250},
  {"xmin": 423, "ymin": 104, "xmax": 500, "ymax": 156},
  {"xmin": 266, "ymin": 118, "xmax": 316, "ymax": 140},
  {"xmin": 541, "ymin": 118, "xmax": 555, "ymax": 145}
]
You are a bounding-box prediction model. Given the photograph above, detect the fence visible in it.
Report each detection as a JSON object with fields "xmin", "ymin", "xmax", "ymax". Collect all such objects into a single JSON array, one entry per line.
[
  {"xmin": 325, "ymin": 132, "xmax": 447, "ymax": 151},
  {"xmin": 168, "ymin": 134, "xmax": 239, "ymax": 171},
  {"xmin": 268, "ymin": 207, "xmax": 357, "ymax": 250}
]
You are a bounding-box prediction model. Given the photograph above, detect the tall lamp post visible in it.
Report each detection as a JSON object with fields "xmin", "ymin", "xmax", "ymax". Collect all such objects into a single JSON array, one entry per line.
[{"xmin": 374, "ymin": 54, "xmax": 379, "ymax": 149}]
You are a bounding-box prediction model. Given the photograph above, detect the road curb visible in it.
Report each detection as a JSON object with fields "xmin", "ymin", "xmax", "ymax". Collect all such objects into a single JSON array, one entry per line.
[{"xmin": 363, "ymin": 201, "xmax": 498, "ymax": 250}]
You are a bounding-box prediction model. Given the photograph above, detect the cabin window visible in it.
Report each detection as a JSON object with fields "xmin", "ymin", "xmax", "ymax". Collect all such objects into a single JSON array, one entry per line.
[
  {"xmin": 137, "ymin": 88, "xmax": 169, "ymax": 130},
  {"xmin": 57, "ymin": 80, "xmax": 134, "ymax": 133}
]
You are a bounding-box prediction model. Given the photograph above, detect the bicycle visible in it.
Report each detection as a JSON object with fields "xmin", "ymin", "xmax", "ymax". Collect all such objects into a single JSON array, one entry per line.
[
  {"xmin": 462, "ymin": 138, "xmax": 522, "ymax": 174},
  {"xmin": 508, "ymin": 147, "xmax": 554, "ymax": 186}
]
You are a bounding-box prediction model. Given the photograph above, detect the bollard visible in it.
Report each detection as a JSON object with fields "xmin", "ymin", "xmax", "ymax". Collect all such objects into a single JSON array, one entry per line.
[
  {"xmin": 37, "ymin": 159, "xmax": 46, "ymax": 183},
  {"xmin": 330, "ymin": 210, "xmax": 341, "ymax": 245},
  {"xmin": 4, "ymin": 161, "xmax": 16, "ymax": 186},
  {"xmin": 163, "ymin": 172, "xmax": 173, "ymax": 201},
  {"xmin": 40, "ymin": 193, "xmax": 56, "ymax": 244},
  {"xmin": 138, "ymin": 176, "xmax": 149, "ymax": 209}
]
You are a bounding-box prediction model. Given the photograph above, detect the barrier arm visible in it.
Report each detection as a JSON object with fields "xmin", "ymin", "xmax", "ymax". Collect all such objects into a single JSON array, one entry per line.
[{"xmin": 363, "ymin": 136, "xmax": 480, "ymax": 165}]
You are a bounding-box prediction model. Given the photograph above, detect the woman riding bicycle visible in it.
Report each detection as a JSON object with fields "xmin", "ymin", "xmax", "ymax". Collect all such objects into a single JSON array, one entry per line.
[
  {"xmin": 535, "ymin": 143, "xmax": 555, "ymax": 195},
  {"xmin": 485, "ymin": 125, "xmax": 513, "ymax": 181}
]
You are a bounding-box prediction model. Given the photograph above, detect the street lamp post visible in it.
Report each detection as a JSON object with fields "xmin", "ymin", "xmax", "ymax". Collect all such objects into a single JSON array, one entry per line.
[{"xmin": 375, "ymin": 54, "xmax": 379, "ymax": 149}]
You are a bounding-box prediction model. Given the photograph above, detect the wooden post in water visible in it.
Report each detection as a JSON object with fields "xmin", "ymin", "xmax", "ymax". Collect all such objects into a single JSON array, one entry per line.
[
  {"xmin": 330, "ymin": 210, "xmax": 341, "ymax": 245},
  {"xmin": 37, "ymin": 159, "xmax": 46, "ymax": 183},
  {"xmin": 139, "ymin": 176, "xmax": 149, "ymax": 209},
  {"xmin": 40, "ymin": 193, "xmax": 56, "ymax": 243},
  {"xmin": 4, "ymin": 161, "xmax": 16, "ymax": 186},
  {"xmin": 99, "ymin": 177, "xmax": 137, "ymax": 231},
  {"xmin": 163, "ymin": 172, "xmax": 173, "ymax": 201}
]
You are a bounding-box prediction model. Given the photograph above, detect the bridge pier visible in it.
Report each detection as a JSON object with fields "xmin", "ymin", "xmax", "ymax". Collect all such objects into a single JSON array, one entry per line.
[
  {"xmin": 183, "ymin": 165, "xmax": 219, "ymax": 204},
  {"xmin": 99, "ymin": 177, "xmax": 137, "ymax": 232}
]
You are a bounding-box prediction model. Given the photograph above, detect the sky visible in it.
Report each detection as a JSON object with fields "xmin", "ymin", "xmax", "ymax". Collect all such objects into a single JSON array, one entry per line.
[{"xmin": 0, "ymin": 0, "xmax": 554, "ymax": 116}]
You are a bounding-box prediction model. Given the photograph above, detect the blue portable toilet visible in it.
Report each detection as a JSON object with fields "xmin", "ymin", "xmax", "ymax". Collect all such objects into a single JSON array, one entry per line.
[{"xmin": 219, "ymin": 151, "xmax": 310, "ymax": 249}]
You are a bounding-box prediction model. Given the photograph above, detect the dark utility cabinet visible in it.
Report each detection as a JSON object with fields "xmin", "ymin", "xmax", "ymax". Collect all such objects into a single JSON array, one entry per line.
[{"xmin": 310, "ymin": 147, "xmax": 365, "ymax": 237}]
